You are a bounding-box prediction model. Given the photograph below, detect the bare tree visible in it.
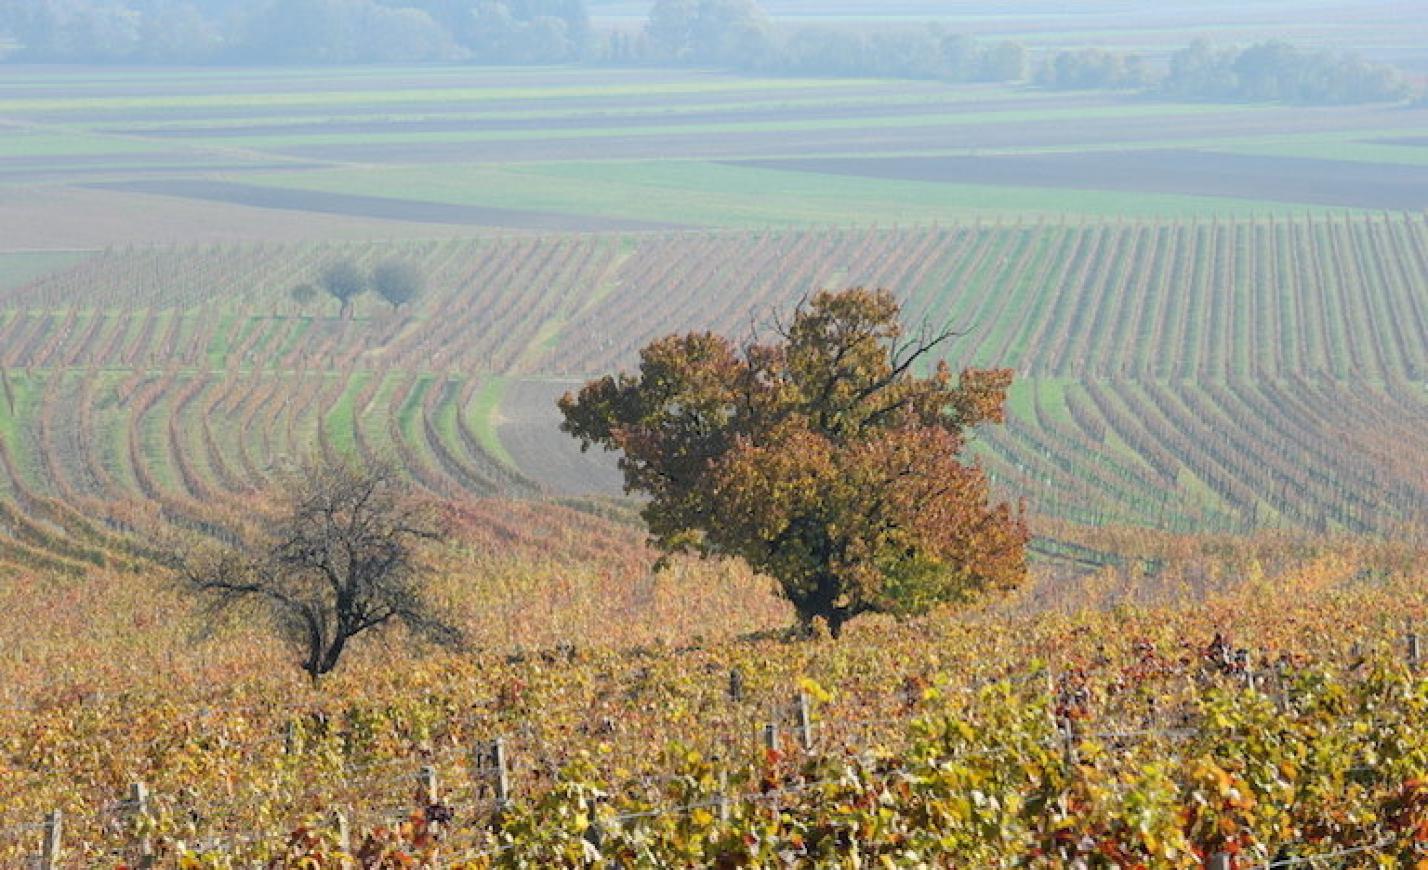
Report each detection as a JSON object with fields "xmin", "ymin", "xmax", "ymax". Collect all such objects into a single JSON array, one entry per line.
[{"xmin": 177, "ymin": 457, "xmax": 459, "ymax": 680}]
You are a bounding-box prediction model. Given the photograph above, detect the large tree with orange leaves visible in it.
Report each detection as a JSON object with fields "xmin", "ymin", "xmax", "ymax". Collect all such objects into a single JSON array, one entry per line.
[{"xmin": 559, "ymin": 288, "xmax": 1028, "ymax": 636}]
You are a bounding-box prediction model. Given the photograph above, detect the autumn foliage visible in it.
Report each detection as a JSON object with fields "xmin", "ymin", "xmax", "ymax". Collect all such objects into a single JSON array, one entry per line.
[{"xmin": 559, "ymin": 288, "xmax": 1028, "ymax": 635}]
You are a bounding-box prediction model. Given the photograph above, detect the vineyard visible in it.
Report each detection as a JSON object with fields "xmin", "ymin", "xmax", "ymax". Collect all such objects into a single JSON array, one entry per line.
[
  {"xmin": 5, "ymin": 527, "xmax": 1428, "ymax": 866},
  {"xmin": 1, "ymin": 213, "xmax": 1427, "ymax": 573},
  {"xmin": 4, "ymin": 51, "xmax": 1428, "ymax": 868}
]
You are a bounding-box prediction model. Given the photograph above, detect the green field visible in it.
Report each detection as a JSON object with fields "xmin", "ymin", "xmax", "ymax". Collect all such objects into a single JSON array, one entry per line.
[
  {"xmin": 0, "ymin": 66, "xmax": 1423, "ymax": 248},
  {"xmin": 0, "ymin": 251, "xmax": 87, "ymax": 289},
  {"xmin": 244, "ymin": 160, "xmax": 1350, "ymax": 228}
]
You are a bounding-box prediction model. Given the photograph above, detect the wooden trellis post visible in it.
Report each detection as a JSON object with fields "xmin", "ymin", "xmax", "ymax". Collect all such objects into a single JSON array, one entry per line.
[
  {"xmin": 40, "ymin": 810, "xmax": 62, "ymax": 870},
  {"xmin": 475, "ymin": 738, "xmax": 511, "ymax": 809},
  {"xmin": 1207, "ymin": 853, "xmax": 1232, "ymax": 870},
  {"xmin": 1046, "ymin": 670, "xmax": 1079, "ymax": 768},
  {"xmin": 1060, "ymin": 718, "xmax": 1079, "ymax": 768},
  {"xmin": 1408, "ymin": 631, "xmax": 1421, "ymax": 670},
  {"xmin": 129, "ymin": 781, "xmax": 154, "ymax": 868},
  {"xmin": 332, "ymin": 810, "xmax": 351, "ymax": 854},
  {"xmin": 494, "ymin": 739, "xmax": 511, "ymax": 807},
  {"xmin": 728, "ymin": 668, "xmax": 744, "ymax": 702},
  {"xmin": 583, "ymin": 817, "xmax": 603, "ymax": 854},
  {"xmin": 762, "ymin": 722, "xmax": 779, "ymax": 753},
  {"xmin": 794, "ymin": 691, "xmax": 814, "ymax": 752},
  {"xmin": 717, "ymin": 770, "xmax": 731, "ymax": 823}
]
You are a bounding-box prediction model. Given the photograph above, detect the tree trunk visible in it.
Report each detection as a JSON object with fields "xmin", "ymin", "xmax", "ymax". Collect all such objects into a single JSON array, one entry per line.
[
  {"xmin": 303, "ymin": 653, "xmax": 323, "ymax": 683},
  {"xmin": 793, "ymin": 573, "xmax": 852, "ymax": 638},
  {"xmin": 317, "ymin": 633, "xmax": 348, "ymax": 676},
  {"xmin": 302, "ymin": 619, "xmax": 325, "ymax": 682}
]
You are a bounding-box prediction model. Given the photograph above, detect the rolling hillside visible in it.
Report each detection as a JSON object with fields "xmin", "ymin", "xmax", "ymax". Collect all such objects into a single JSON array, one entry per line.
[{"xmin": 1, "ymin": 212, "xmax": 1426, "ymax": 577}]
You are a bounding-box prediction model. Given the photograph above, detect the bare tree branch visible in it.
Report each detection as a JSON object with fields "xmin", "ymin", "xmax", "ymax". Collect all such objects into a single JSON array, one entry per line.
[{"xmin": 176, "ymin": 455, "xmax": 460, "ymax": 681}]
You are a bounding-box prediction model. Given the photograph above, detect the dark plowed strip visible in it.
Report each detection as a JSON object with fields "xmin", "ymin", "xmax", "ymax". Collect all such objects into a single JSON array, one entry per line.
[{"xmin": 84, "ymin": 179, "xmax": 688, "ymax": 232}]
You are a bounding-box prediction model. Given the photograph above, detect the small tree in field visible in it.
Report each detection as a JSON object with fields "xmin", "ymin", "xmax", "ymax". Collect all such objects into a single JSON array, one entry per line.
[
  {"xmin": 559, "ymin": 288, "xmax": 1028, "ymax": 637},
  {"xmin": 371, "ymin": 259, "xmax": 424, "ymax": 310},
  {"xmin": 177, "ymin": 457, "xmax": 458, "ymax": 680},
  {"xmin": 289, "ymin": 282, "xmax": 319, "ymax": 308},
  {"xmin": 319, "ymin": 259, "xmax": 368, "ymax": 318}
]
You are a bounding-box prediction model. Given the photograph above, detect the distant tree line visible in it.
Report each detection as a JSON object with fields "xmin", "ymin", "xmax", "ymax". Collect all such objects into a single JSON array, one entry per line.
[
  {"xmin": 611, "ymin": 0, "xmax": 1028, "ymax": 82},
  {"xmin": 0, "ymin": 0, "xmax": 1416, "ymax": 104},
  {"xmin": 1163, "ymin": 39, "xmax": 1412, "ymax": 104},
  {"xmin": 0, "ymin": 0, "xmax": 1025, "ymax": 81},
  {"xmin": 1038, "ymin": 39, "xmax": 1412, "ymax": 104},
  {"xmin": 1033, "ymin": 48, "xmax": 1154, "ymax": 91},
  {"xmin": 0, "ymin": 0, "xmax": 588, "ymax": 64}
]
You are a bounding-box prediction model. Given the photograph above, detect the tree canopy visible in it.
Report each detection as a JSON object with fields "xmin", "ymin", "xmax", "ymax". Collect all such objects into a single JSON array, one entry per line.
[
  {"xmin": 318, "ymin": 259, "xmax": 368, "ymax": 317},
  {"xmin": 1036, "ymin": 47, "xmax": 1152, "ymax": 90},
  {"xmin": 644, "ymin": 0, "xmax": 771, "ymax": 67},
  {"xmin": 559, "ymin": 288, "xmax": 1028, "ymax": 636},
  {"xmin": 1037, "ymin": 38, "xmax": 1410, "ymax": 104},
  {"xmin": 372, "ymin": 258, "xmax": 425, "ymax": 310},
  {"xmin": 0, "ymin": 0, "xmax": 589, "ymax": 64},
  {"xmin": 1163, "ymin": 39, "xmax": 1410, "ymax": 104}
]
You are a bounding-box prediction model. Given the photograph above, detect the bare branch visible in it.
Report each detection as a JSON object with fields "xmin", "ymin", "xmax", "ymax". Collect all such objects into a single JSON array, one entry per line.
[{"xmin": 177, "ymin": 454, "xmax": 458, "ymax": 680}]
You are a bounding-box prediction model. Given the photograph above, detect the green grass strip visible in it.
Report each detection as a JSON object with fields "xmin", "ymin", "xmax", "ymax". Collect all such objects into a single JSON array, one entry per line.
[
  {"xmin": 192, "ymin": 101, "xmax": 1250, "ymax": 150},
  {"xmin": 468, "ymin": 376, "xmax": 517, "ymax": 471},
  {"xmin": 250, "ymin": 160, "xmax": 1354, "ymax": 230},
  {"xmin": 0, "ymin": 78, "xmax": 873, "ymax": 114}
]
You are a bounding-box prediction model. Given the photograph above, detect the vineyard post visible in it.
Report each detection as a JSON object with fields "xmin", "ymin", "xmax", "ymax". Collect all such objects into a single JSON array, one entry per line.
[
  {"xmin": 1407, "ymin": 631, "xmax": 1421, "ymax": 671},
  {"xmin": 285, "ymin": 720, "xmax": 299, "ymax": 755},
  {"xmin": 129, "ymin": 781, "xmax": 153, "ymax": 866},
  {"xmin": 1046, "ymin": 670, "xmax": 1078, "ymax": 768},
  {"xmin": 1061, "ymin": 719, "xmax": 1079, "ymax": 769},
  {"xmin": 488, "ymin": 738, "xmax": 511, "ymax": 809},
  {"xmin": 583, "ymin": 808, "xmax": 604, "ymax": 856},
  {"xmin": 1207, "ymin": 853, "xmax": 1231, "ymax": 870},
  {"xmin": 419, "ymin": 766, "xmax": 439, "ymax": 805},
  {"xmin": 794, "ymin": 691, "xmax": 814, "ymax": 752},
  {"xmin": 717, "ymin": 770, "xmax": 731, "ymax": 823},
  {"xmin": 40, "ymin": 809, "xmax": 61, "ymax": 870},
  {"xmin": 332, "ymin": 810, "xmax": 350, "ymax": 854},
  {"xmin": 762, "ymin": 722, "xmax": 779, "ymax": 754},
  {"xmin": 728, "ymin": 669, "xmax": 744, "ymax": 702}
]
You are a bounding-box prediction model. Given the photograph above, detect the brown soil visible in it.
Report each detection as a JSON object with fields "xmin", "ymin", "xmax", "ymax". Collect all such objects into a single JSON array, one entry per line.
[
  {"xmin": 497, "ymin": 378, "xmax": 624, "ymax": 497},
  {"xmin": 0, "ymin": 186, "xmax": 489, "ymax": 250}
]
